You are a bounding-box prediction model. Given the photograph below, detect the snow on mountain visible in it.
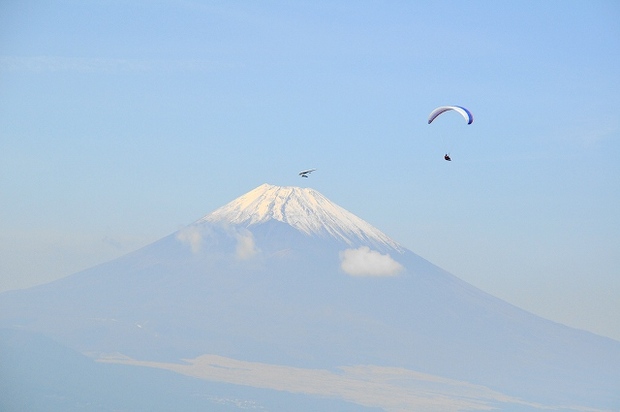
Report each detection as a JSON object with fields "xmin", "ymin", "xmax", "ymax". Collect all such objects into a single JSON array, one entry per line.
[{"xmin": 200, "ymin": 183, "xmax": 403, "ymax": 253}]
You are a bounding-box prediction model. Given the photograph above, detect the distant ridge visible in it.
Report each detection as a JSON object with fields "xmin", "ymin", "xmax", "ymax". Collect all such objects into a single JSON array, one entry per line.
[{"xmin": 200, "ymin": 184, "xmax": 403, "ymax": 252}]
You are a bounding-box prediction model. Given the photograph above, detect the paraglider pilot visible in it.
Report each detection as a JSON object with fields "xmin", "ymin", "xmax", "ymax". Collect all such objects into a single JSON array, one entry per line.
[{"xmin": 444, "ymin": 154, "xmax": 451, "ymax": 161}]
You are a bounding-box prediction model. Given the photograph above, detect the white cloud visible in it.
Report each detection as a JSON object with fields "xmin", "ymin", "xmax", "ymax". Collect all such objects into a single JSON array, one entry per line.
[
  {"xmin": 339, "ymin": 246, "xmax": 403, "ymax": 277},
  {"xmin": 176, "ymin": 226, "xmax": 203, "ymax": 254},
  {"xmin": 234, "ymin": 230, "xmax": 259, "ymax": 260}
]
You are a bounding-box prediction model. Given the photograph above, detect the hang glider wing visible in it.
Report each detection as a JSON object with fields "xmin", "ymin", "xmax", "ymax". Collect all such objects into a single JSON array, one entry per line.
[{"xmin": 299, "ymin": 169, "xmax": 316, "ymax": 178}]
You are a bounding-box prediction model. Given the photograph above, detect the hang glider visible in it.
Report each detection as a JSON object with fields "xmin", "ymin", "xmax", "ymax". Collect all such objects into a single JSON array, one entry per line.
[{"xmin": 299, "ymin": 169, "xmax": 316, "ymax": 178}]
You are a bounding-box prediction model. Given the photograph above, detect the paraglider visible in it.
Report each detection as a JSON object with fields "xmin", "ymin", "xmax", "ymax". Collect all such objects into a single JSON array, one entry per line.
[
  {"xmin": 428, "ymin": 105, "xmax": 473, "ymax": 125},
  {"xmin": 299, "ymin": 169, "xmax": 316, "ymax": 178},
  {"xmin": 428, "ymin": 105, "xmax": 473, "ymax": 161}
]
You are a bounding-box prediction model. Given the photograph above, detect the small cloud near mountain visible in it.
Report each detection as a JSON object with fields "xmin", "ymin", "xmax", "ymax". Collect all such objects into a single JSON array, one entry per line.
[
  {"xmin": 176, "ymin": 226, "xmax": 203, "ymax": 253},
  {"xmin": 176, "ymin": 225, "xmax": 258, "ymax": 260},
  {"xmin": 339, "ymin": 246, "xmax": 403, "ymax": 277},
  {"xmin": 233, "ymin": 230, "xmax": 259, "ymax": 260}
]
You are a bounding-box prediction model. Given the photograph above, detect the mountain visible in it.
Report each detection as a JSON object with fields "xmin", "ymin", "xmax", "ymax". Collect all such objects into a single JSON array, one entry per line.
[{"xmin": 1, "ymin": 183, "xmax": 619, "ymax": 411}]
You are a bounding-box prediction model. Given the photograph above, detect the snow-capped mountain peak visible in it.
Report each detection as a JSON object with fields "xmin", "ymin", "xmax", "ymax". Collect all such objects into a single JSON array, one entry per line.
[{"xmin": 200, "ymin": 184, "xmax": 403, "ymax": 252}]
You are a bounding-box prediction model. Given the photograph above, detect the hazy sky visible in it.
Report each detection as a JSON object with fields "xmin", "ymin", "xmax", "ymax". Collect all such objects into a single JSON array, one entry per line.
[{"xmin": 1, "ymin": 1, "xmax": 618, "ymax": 341}]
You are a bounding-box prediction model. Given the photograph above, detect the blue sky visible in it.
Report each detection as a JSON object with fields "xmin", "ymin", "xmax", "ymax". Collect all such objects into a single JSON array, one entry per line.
[{"xmin": 1, "ymin": 1, "xmax": 619, "ymax": 340}]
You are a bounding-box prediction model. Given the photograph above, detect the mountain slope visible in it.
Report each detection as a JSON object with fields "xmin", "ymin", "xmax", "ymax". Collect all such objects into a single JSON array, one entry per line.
[{"xmin": 0, "ymin": 184, "xmax": 618, "ymax": 410}]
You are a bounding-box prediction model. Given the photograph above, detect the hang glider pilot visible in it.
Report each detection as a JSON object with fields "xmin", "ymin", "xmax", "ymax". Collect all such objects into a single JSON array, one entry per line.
[
  {"xmin": 444, "ymin": 154, "xmax": 451, "ymax": 161},
  {"xmin": 299, "ymin": 168, "xmax": 316, "ymax": 178}
]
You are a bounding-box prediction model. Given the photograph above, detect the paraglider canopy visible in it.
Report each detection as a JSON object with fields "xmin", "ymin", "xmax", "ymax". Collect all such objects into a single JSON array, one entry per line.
[{"xmin": 428, "ymin": 106, "xmax": 473, "ymax": 125}]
